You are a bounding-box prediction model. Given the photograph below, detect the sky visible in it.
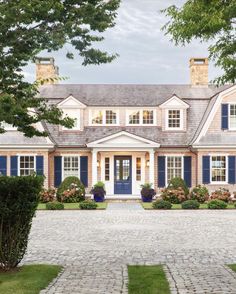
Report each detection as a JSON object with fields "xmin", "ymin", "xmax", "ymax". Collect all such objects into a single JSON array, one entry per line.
[{"xmin": 23, "ymin": 0, "xmax": 221, "ymax": 85}]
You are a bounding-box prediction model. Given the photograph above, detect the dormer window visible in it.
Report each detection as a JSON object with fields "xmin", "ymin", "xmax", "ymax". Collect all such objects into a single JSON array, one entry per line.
[
  {"xmin": 106, "ymin": 110, "xmax": 117, "ymax": 124},
  {"xmin": 126, "ymin": 109, "xmax": 155, "ymax": 125},
  {"xmin": 90, "ymin": 109, "xmax": 119, "ymax": 125},
  {"xmin": 128, "ymin": 110, "xmax": 140, "ymax": 124},
  {"xmin": 143, "ymin": 110, "xmax": 154, "ymax": 124},
  {"xmin": 92, "ymin": 110, "xmax": 103, "ymax": 125},
  {"xmin": 62, "ymin": 109, "xmax": 80, "ymax": 130},
  {"xmin": 168, "ymin": 110, "xmax": 181, "ymax": 129}
]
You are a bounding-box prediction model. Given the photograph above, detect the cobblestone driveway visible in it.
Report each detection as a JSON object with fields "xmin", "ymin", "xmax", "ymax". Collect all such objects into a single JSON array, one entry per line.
[{"xmin": 23, "ymin": 207, "xmax": 236, "ymax": 294}]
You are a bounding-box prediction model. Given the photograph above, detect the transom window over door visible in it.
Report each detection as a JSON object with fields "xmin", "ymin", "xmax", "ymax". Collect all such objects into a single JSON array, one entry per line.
[
  {"xmin": 63, "ymin": 156, "xmax": 79, "ymax": 178},
  {"xmin": 211, "ymin": 156, "xmax": 226, "ymax": 182},
  {"xmin": 230, "ymin": 104, "xmax": 236, "ymax": 129},
  {"xmin": 168, "ymin": 110, "xmax": 181, "ymax": 128},
  {"xmin": 167, "ymin": 156, "xmax": 182, "ymax": 184},
  {"xmin": 19, "ymin": 156, "xmax": 35, "ymax": 176}
]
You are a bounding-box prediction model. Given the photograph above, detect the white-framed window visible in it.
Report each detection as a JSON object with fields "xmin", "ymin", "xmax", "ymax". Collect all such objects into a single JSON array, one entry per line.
[
  {"xmin": 229, "ymin": 104, "xmax": 236, "ymax": 129},
  {"xmin": 211, "ymin": 156, "xmax": 227, "ymax": 183},
  {"xmin": 63, "ymin": 156, "xmax": 79, "ymax": 179},
  {"xmin": 166, "ymin": 156, "xmax": 183, "ymax": 185},
  {"xmin": 126, "ymin": 109, "xmax": 155, "ymax": 125},
  {"xmin": 19, "ymin": 156, "xmax": 35, "ymax": 176},
  {"xmin": 165, "ymin": 109, "xmax": 183, "ymax": 130},
  {"xmin": 136, "ymin": 157, "xmax": 141, "ymax": 181},
  {"xmin": 90, "ymin": 109, "xmax": 119, "ymax": 125},
  {"xmin": 62, "ymin": 109, "xmax": 80, "ymax": 130}
]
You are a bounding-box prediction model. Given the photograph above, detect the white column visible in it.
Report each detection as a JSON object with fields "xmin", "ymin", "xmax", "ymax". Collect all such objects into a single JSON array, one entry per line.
[
  {"xmin": 92, "ymin": 149, "xmax": 98, "ymax": 185},
  {"xmin": 149, "ymin": 150, "xmax": 155, "ymax": 185}
]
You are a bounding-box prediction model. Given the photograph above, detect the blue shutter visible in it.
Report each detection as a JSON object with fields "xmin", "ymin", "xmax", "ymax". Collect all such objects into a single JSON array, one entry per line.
[
  {"xmin": 11, "ymin": 156, "xmax": 18, "ymax": 176},
  {"xmin": 54, "ymin": 156, "xmax": 62, "ymax": 187},
  {"xmin": 36, "ymin": 156, "xmax": 44, "ymax": 175},
  {"xmin": 202, "ymin": 156, "xmax": 210, "ymax": 184},
  {"xmin": 228, "ymin": 156, "xmax": 236, "ymax": 184},
  {"xmin": 184, "ymin": 156, "xmax": 192, "ymax": 187},
  {"xmin": 221, "ymin": 104, "xmax": 229, "ymax": 130},
  {"xmin": 158, "ymin": 156, "xmax": 166, "ymax": 187},
  {"xmin": 80, "ymin": 156, "xmax": 88, "ymax": 187},
  {"xmin": 0, "ymin": 156, "xmax": 7, "ymax": 175}
]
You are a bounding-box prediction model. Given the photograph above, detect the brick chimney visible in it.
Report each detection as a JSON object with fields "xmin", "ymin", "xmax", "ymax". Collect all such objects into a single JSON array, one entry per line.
[
  {"xmin": 35, "ymin": 57, "xmax": 59, "ymax": 84},
  {"xmin": 190, "ymin": 58, "xmax": 208, "ymax": 86}
]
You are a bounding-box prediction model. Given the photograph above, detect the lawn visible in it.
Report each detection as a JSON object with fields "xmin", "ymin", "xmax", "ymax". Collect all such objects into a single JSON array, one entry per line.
[
  {"xmin": 37, "ymin": 202, "xmax": 107, "ymax": 210},
  {"xmin": 228, "ymin": 264, "xmax": 236, "ymax": 272},
  {"xmin": 128, "ymin": 265, "xmax": 170, "ymax": 294},
  {"xmin": 142, "ymin": 202, "xmax": 235, "ymax": 210},
  {"xmin": 0, "ymin": 264, "xmax": 61, "ymax": 294}
]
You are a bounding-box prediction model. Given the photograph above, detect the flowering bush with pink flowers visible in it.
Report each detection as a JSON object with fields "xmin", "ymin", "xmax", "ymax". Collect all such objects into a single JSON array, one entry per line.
[
  {"xmin": 210, "ymin": 187, "xmax": 231, "ymax": 203},
  {"xmin": 161, "ymin": 187, "xmax": 187, "ymax": 204},
  {"xmin": 60, "ymin": 183, "xmax": 85, "ymax": 203},
  {"xmin": 40, "ymin": 187, "xmax": 56, "ymax": 203}
]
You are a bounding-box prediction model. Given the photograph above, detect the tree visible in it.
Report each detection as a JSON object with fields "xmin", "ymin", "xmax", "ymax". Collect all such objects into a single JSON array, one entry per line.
[
  {"xmin": 162, "ymin": 0, "xmax": 236, "ymax": 85},
  {"xmin": 0, "ymin": 0, "xmax": 120, "ymax": 137}
]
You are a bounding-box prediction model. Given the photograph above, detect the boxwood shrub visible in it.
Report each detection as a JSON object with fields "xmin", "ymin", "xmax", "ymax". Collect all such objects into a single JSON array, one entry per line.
[
  {"xmin": 0, "ymin": 175, "xmax": 44, "ymax": 271},
  {"xmin": 152, "ymin": 199, "xmax": 172, "ymax": 210},
  {"xmin": 46, "ymin": 202, "xmax": 64, "ymax": 210},
  {"xmin": 181, "ymin": 200, "xmax": 200, "ymax": 209},
  {"xmin": 208, "ymin": 200, "xmax": 227, "ymax": 209},
  {"xmin": 57, "ymin": 176, "xmax": 85, "ymax": 203},
  {"xmin": 79, "ymin": 200, "xmax": 98, "ymax": 210}
]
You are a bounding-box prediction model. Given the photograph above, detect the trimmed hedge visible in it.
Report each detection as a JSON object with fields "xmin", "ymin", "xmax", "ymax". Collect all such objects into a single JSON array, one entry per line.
[
  {"xmin": 57, "ymin": 176, "xmax": 85, "ymax": 203},
  {"xmin": 152, "ymin": 200, "xmax": 172, "ymax": 210},
  {"xmin": 0, "ymin": 175, "xmax": 44, "ymax": 271},
  {"xmin": 181, "ymin": 200, "xmax": 200, "ymax": 209},
  {"xmin": 208, "ymin": 200, "xmax": 227, "ymax": 209},
  {"xmin": 46, "ymin": 202, "xmax": 64, "ymax": 210},
  {"xmin": 79, "ymin": 200, "xmax": 97, "ymax": 210}
]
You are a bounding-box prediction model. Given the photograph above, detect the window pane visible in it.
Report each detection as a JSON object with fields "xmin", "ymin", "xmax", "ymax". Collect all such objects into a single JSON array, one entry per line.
[
  {"xmin": 211, "ymin": 156, "xmax": 226, "ymax": 182},
  {"xmin": 167, "ymin": 156, "xmax": 182, "ymax": 184},
  {"xmin": 92, "ymin": 110, "xmax": 103, "ymax": 124},
  {"xmin": 105, "ymin": 157, "xmax": 110, "ymax": 181},
  {"xmin": 106, "ymin": 110, "xmax": 117, "ymax": 124},
  {"xmin": 230, "ymin": 105, "xmax": 236, "ymax": 128},
  {"xmin": 129, "ymin": 111, "xmax": 140, "ymax": 124},
  {"xmin": 19, "ymin": 156, "xmax": 35, "ymax": 176},
  {"xmin": 143, "ymin": 110, "xmax": 154, "ymax": 124},
  {"xmin": 168, "ymin": 110, "xmax": 180, "ymax": 128},
  {"xmin": 64, "ymin": 156, "xmax": 79, "ymax": 178},
  {"xmin": 136, "ymin": 158, "xmax": 141, "ymax": 181}
]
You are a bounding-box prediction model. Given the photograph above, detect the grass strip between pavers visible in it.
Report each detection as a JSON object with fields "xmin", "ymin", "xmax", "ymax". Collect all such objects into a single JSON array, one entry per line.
[
  {"xmin": 142, "ymin": 202, "xmax": 235, "ymax": 210},
  {"xmin": 37, "ymin": 202, "xmax": 107, "ymax": 210},
  {"xmin": 0, "ymin": 264, "xmax": 61, "ymax": 294},
  {"xmin": 128, "ymin": 265, "xmax": 170, "ymax": 294},
  {"xmin": 228, "ymin": 264, "xmax": 236, "ymax": 273}
]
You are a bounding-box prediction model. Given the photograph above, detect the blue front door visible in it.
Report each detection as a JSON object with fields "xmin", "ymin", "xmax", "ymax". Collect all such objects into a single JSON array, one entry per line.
[{"xmin": 114, "ymin": 156, "xmax": 132, "ymax": 194}]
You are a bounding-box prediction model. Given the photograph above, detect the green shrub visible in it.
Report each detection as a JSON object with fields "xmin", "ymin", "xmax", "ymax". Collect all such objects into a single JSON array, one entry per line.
[
  {"xmin": 168, "ymin": 177, "xmax": 189, "ymax": 196},
  {"xmin": 40, "ymin": 187, "xmax": 56, "ymax": 203},
  {"xmin": 152, "ymin": 199, "xmax": 172, "ymax": 210},
  {"xmin": 0, "ymin": 175, "xmax": 44, "ymax": 271},
  {"xmin": 46, "ymin": 202, "xmax": 64, "ymax": 210},
  {"xmin": 57, "ymin": 177, "xmax": 85, "ymax": 203},
  {"xmin": 79, "ymin": 200, "xmax": 98, "ymax": 210},
  {"xmin": 234, "ymin": 202, "xmax": 236, "ymax": 208},
  {"xmin": 181, "ymin": 200, "xmax": 200, "ymax": 209},
  {"xmin": 208, "ymin": 200, "xmax": 227, "ymax": 209},
  {"xmin": 189, "ymin": 185, "xmax": 209, "ymax": 203},
  {"xmin": 161, "ymin": 187, "xmax": 187, "ymax": 204}
]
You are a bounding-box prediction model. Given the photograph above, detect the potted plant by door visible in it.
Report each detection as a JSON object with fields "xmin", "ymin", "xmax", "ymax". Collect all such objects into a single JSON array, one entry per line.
[
  {"xmin": 91, "ymin": 181, "xmax": 106, "ymax": 202},
  {"xmin": 140, "ymin": 183, "xmax": 156, "ymax": 202}
]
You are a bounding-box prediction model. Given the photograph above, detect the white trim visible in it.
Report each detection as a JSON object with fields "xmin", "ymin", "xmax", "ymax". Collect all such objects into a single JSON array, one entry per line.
[
  {"xmin": 165, "ymin": 155, "xmax": 184, "ymax": 187},
  {"xmin": 159, "ymin": 95, "xmax": 189, "ymax": 109},
  {"xmin": 57, "ymin": 95, "xmax": 86, "ymax": 109},
  {"xmin": 210, "ymin": 155, "xmax": 228, "ymax": 185},
  {"xmin": 18, "ymin": 155, "xmax": 36, "ymax": 176},
  {"xmin": 165, "ymin": 109, "xmax": 184, "ymax": 131},
  {"xmin": 87, "ymin": 131, "xmax": 160, "ymax": 148},
  {"xmin": 194, "ymin": 85, "xmax": 236, "ymax": 144}
]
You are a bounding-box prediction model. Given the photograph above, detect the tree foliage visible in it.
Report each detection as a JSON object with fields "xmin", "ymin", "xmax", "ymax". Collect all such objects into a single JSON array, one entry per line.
[
  {"xmin": 163, "ymin": 0, "xmax": 236, "ymax": 84},
  {"xmin": 0, "ymin": 0, "xmax": 120, "ymax": 136}
]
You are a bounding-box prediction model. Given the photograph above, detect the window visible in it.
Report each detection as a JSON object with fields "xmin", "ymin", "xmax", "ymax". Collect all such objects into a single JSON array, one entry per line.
[
  {"xmin": 168, "ymin": 110, "xmax": 181, "ymax": 129},
  {"xmin": 63, "ymin": 156, "xmax": 79, "ymax": 178},
  {"xmin": 129, "ymin": 110, "xmax": 140, "ymax": 124},
  {"xmin": 91, "ymin": 110, "xmax": 103, "ymax": 125},
  {"xmin": 230, "ymin": 104, "xmax": 236, "ymax": 129},
  {"xmin": 211, "ymin": 156, "xmax": 226, "ymax": 183},
  {"xmin": 143, "ymin": 110, "xmax": 154, "ymax": 124},
  {"xmin": 19, "ymin": 156, "xmax": 35, "ymax": 176},
  {"xmin": 136, "ymin": 157, "xmax": 141, "ymax": 181},
  {"xmin": 105, "ymin": 157, "xmax": 110, "ymax": 181},
  {"xmin": 63, "ymin": 109, "xmax": 80, "ymax": 130},
  {"xmin": 167, "ymin": 156, "xmax": 182, "ymax": 184},
  {"xmin": 106, "ymin": 110, "xmax": 117, "ymax": 125}
]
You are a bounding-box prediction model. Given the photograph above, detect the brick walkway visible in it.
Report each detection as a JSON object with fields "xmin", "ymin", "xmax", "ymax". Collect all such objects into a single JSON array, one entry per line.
[{"xmin": 22, "ymin": 209, "xmax": 236, "ymax": 293}]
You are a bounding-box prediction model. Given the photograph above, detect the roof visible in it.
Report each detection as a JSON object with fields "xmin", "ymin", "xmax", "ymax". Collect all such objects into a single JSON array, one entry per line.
[{"xmin": 39, "ymin": 84, "xmax": 230, "ymax": 106}]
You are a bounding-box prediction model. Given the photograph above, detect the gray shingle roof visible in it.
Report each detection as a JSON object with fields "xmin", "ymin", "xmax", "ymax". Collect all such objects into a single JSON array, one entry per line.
[{"xmin": 0, "ymin": 131, "xmax": 52, "ymax": 146}]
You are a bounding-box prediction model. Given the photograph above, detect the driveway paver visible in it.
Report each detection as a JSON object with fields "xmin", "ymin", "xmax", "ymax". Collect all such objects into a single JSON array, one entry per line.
[{"xmin": 22, "ymin": 209, "xmax": 236, "ymax": 293}]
